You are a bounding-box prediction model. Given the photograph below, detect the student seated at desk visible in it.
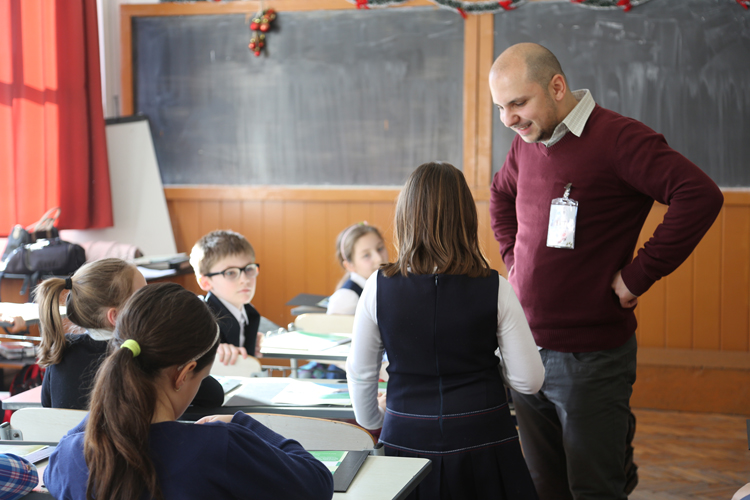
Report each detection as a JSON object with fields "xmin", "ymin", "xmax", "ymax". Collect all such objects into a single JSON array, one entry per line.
[
  {"xmin": 36, "ymin": 258, "xmax": 223, "ymax": 410},
  {"xmin": 190, "ymin": 230, "xmax": 264, "ymax": 365},
  {"xmin": 44, "ymin": 283, "xmax": 333, "ymax": 500},
  {"xmin": 327, "ymin": 222, "xmax": 388, "ymax": 315}
]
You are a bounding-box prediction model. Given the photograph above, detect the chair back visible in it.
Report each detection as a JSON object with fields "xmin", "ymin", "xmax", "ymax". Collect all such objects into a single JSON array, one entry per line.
[
  {"xmin": 250, "ymin": 413, "xmax": 375, "ymax": 450},
  {"xmin": 210, "ymin": 355, "xmax": 263, "ymax": 377},
  {"xmin": 10, "ymin": 408, "xmax": 88, "ymax": 442},
  {"xmin": 293, "ymin": 314, "xmax": 354, "ymax": 334}
]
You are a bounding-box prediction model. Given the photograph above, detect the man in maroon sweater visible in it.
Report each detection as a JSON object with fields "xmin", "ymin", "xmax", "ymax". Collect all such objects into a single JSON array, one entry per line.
[{"xmin": 489, "ymin": 43, "xmax": 723, "ymax": 500}]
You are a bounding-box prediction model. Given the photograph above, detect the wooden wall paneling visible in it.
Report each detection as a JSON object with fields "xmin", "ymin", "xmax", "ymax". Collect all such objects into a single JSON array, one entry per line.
[
  {"xmin": 720, "ymin": 205, "xmax": 750, "ymax": 351},
  {"xmin": 260, "ymin": 202, "xmax": 286, "ymax": 325},
  {"xmin": 692, "ymin": 214, "xmax": 722, "ymax": 350},
  {"xmin": 474, "ymin": 198, "xmax": 507, "ymax": 276},
  {"xmin": 282, "ymin": 202, "xmax": 308, "ymax": 325},
  {"xmin": 168, "ymin": 200, "xmax": 202, "ymax": 254},
  {"xmin": 303, "ymin": 202, "xmax": 330, "ymax": 298},
  {"xmin": 347, "ymin": 202, "xmax": 372, "ymax": 228},
  {"xmin": 367, "ymin": 200, "xmax": 397, "ymax": 257},
  {"xmin": 636, "ymin": 204, "xmax": 667, "ymax": 347},
  {"xmin": 241, "ymin": 200, "xmax": 266, "ymax": 313},
  {"xmin": 664, "ymin": 252, "xmax": 694, "ymax": 348},
  {"xmin": 325, "ymin": 202, "xmax": 352, "ymax": 297},
  {"xmin": 219, "ymin": 200, "xmax": 243, "ymax": 237},
  {"xmin": 462, "ymin": 14, "xmax": 479, "ymax": 187},
  {"xmin": 200, "ymin": 201, "xmax": 221, "ymax": 234},
  {"xmin": 476, "ymin": 14, "xmax": 495, "ymax": 189}
]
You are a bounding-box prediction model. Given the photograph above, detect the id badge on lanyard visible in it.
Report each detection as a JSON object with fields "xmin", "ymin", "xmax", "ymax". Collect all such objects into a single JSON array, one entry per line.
[{"xmin": 547, "ymin": 182, "xmax": 578, "ymax": 249}]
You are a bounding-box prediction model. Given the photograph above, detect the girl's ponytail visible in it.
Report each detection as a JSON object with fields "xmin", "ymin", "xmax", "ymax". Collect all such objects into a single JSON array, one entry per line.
[
  {"xmin": 35, "ymin": 258, "xmax": 137, "ymax": 367},
  {"xmin": 35, "ymin": 278, "xmax": 69, "ymax": 367}
]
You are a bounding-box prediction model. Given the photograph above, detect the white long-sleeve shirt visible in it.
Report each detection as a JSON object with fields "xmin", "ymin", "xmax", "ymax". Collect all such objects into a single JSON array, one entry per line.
[
  {"xmin": 326, "ymin": 272, "xmax": 368, "ymax": 315},
  {"xmin": 346, "ymin": 272, "xmax": 545, "ymax": 430}
]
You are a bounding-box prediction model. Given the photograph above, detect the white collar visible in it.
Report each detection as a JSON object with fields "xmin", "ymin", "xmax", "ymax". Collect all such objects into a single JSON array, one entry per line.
[
  {"xmin": 216, "ymin": 295, "xmax": 248, "ymax": 325},
  {"xmin": 543, "ymin": 89, "xmax": 595, "ymax": 147},
  {"xmin": 86, "ymin": 328, "xmax": 114, "ymax": 341}
]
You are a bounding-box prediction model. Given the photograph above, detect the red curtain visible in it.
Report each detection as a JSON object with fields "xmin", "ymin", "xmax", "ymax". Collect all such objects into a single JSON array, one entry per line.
[{"xmin": 0, "ymin": 0, "xmax": 112, "ymax": 236}]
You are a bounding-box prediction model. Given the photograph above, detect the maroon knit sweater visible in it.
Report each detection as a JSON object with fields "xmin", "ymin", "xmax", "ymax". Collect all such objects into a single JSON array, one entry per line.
[{"xmin": 490, "ymin": 105, "xmax": 723, "ymax": 352}]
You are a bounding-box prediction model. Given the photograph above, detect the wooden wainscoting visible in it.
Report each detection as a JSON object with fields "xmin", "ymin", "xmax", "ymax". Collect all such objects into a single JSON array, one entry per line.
[{"xmin": 165, "ymin": 186, "xmax": 750, "ymax": 413}]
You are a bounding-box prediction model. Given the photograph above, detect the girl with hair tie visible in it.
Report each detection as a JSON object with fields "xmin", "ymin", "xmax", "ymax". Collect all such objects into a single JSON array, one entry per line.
[
  {"xmin": 44, "ymin": 282, "xmax": 333, "ymax": 500},
  {"xmin": 35, "ymin": 258, "xmax": 223, "ymax": 410}
]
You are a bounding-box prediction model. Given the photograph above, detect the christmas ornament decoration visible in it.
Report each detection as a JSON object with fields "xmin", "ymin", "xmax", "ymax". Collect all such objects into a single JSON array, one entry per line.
[
  {"xmin": 248, "ymin": 8, "xmax": 276, "ymax": 57},
  {"xmin": 351, "ymin": 0, "xmax": 526, "ymax": 13},
  {"xmin": 347, "ymin": 0, "xmax": 657, "ymax": 14}
]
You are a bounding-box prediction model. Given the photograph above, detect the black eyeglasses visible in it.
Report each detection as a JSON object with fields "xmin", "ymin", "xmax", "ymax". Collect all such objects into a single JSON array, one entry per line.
[{"xmin": 205, "ymin": 263, "xmax": 260, "ymax": 281}]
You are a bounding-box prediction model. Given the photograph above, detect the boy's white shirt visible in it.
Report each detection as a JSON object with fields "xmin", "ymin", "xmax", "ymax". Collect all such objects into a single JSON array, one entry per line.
[{"xmin": 216, "ymin": 295, "xmax": 249, "ymax": 347}]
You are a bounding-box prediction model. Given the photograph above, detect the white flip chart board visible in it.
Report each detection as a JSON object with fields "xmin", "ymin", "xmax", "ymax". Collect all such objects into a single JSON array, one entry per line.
[{"xmin": 61, "ymin": 116, "xmax": 177, "ymax": 256}]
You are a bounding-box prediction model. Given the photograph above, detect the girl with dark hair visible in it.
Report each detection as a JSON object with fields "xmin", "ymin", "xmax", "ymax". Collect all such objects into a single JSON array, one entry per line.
[
  {"xmin": 347, "ymin": 162, "xmax": 545, "ymax": 499},
  {"xmin": 35, "ymin": 258, "xmax": 223, "ymax": 410},
  {"xmin": 44, "ymin": 283, "xmax": 333, "ymax": 500}
]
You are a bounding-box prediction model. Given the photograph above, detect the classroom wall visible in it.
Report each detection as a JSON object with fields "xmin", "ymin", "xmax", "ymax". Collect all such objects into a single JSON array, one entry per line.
[
  {"xmin": 123, "ymin": 1, "xmax": 750, "ymax": 413},
  {"xmin": 165, "ymin": 186, "xmax": 750, "ymax": 353}
]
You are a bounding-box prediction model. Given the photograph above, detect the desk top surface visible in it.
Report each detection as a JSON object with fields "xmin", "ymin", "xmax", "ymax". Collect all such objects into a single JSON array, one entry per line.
[
  {"xmin": 334, "ymin": 456, "xmax": 431, "ymax": 500},
  {"xmin": 2, "ymin": 385, "xmax": 43, "ymax": 410}
]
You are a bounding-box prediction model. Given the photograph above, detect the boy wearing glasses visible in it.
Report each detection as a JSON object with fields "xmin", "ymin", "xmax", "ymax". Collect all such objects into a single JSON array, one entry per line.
[{"xmin": 190, "ymin": 230, "xmax": 262, "ymax": 365}]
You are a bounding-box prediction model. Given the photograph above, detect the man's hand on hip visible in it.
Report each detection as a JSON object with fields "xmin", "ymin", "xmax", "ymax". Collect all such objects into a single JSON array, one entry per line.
[{"xmin": 611, "ymin": 270, "xmax": 638, "ymax": 308}]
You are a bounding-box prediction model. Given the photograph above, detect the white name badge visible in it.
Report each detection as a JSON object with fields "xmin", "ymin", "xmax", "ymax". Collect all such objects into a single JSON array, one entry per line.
[{"xmin": 547, "ymin": 183, "xmax": 578, "ymax": 249}]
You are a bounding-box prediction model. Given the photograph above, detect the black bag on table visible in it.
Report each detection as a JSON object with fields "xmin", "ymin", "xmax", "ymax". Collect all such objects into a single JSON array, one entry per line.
[
  {"xmin": 1, "ymin": 207, "xmax": 61, "ymax": 261},
  {"xmin": 0, "ymin": 238, "xmax": 86, "ymax": 299}
]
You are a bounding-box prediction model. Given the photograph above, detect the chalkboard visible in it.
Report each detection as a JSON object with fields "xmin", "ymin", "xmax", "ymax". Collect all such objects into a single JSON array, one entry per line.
[
  {"xmin": 133, "ymin": 8, "xmax": 464, "ymax": 186},
  {"xmin": 492, "ymin": 0, "xmax": 750, "ymax": 187}
]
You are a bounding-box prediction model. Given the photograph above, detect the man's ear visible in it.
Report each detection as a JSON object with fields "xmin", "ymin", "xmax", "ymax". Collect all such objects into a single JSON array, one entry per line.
[
  {"xmin": 548, "ymin": 74, "xmax": 567, "ymax": 102},
  {"xmin": 106, "ymin": 307, "xmax": 118, "ymax": 327},
  {"xmin": 198, "ymin": 275, "xmax": 213, "ymax": 292},
  {"xmin": 175, "ymin": 361, "xmax": 198, "ymax": 391}
]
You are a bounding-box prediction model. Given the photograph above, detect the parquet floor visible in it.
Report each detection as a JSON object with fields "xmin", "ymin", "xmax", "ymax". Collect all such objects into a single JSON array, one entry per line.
[{"xmin": 629, "ymin": 408, "xmax": 749, "ymax": 500}]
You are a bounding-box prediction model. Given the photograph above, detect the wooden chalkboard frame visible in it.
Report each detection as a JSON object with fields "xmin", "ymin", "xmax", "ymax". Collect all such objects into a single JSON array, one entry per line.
[{"xmin": 120, "ymin": 0, "xmax": 489, "ymax": 189}]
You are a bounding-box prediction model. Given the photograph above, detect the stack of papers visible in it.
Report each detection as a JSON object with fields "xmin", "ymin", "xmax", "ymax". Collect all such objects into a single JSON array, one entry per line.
[{"xmin": 271, "ymin": 380, "xmax": 351, "ymax": 406}]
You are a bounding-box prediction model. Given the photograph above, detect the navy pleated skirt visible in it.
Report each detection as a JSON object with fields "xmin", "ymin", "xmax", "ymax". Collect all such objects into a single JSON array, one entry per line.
[{"xmin": 379, "ymin": 401, "xmax": 538, "ymax": 500}]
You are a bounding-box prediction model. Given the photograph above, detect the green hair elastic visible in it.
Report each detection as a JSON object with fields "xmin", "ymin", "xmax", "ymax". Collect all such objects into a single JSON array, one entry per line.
[{"xmin": 120, "ymin": 339, "xmax": 141, "ymax": 358}]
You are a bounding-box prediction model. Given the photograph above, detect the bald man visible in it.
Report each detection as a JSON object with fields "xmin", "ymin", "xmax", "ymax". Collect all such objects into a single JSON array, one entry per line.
[{"xmin": 489, "ymin": 43, "xmax": 723, "ymax": 500}]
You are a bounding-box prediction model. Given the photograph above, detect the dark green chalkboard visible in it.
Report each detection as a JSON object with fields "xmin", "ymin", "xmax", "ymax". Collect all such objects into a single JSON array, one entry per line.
[
  {"xmin": 492, "ymin": 0, "xmax": 750, "ymax": 187},
  {"xmin": 133, "ymin": 7, "xmax": 464, "ymax": 186}
]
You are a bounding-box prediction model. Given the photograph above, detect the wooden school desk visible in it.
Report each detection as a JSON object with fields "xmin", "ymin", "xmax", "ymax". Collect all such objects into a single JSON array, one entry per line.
[
  {"xmin": 2, "ymin": 385, "xmax": 42, "ymax": 410},
  {"xmin": 11, "ymin": 456, "xmax": 432, "ymax": 500}
]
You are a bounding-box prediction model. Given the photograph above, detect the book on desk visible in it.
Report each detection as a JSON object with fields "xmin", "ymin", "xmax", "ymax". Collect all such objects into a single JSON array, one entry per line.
[{"xmin": 310, "ymin": 450, "xmax": 369, "ymax": 492}]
